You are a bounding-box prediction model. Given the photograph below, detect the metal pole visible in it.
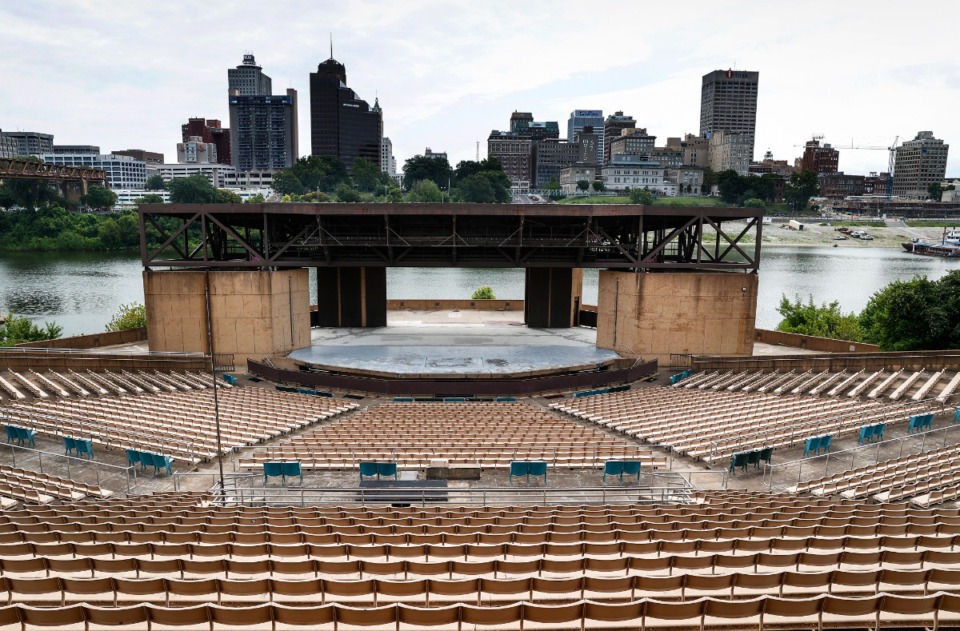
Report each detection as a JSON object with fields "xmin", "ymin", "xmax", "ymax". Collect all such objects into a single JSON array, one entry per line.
[{"xmin": 204, "ymin": 270, "xmax": 227, "ymax": 495}]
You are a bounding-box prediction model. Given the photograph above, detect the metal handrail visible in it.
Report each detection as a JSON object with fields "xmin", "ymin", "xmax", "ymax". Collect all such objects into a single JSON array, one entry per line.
[
  {"xmin": 209, "ymin": 484, "xmax": 699, "ymax": 508},
  {"xmin": 2, "ymin": 442, "xmax": 138, "ymax": 494},
  {"xmin": 706, "ymin": 397, "xmax": 944, "ymax": 460},
  {"xmin": 762, "ymin": 419, "xmax": 960, "ymax": 489}
]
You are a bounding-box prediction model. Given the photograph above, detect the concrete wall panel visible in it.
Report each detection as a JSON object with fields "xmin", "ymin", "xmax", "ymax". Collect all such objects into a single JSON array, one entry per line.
[
  {"xmin": 596, "ymin": 271, "xmax": 757, "ymax": 364},
  {"xmin": 144, "ymin": 269, "xmax": 310, "ymax": 365}
]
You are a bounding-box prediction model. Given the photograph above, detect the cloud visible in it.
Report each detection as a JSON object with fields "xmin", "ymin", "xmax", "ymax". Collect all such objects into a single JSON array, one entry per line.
[{"xmin": 1, "ymin": 0, "xmax": 957, "ymax": 177}]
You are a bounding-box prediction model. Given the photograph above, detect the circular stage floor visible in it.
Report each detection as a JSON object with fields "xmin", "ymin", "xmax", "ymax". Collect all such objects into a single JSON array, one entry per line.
[{"xmin": 287, "ymin": 311, "xmax": 620, "ymax": 376}]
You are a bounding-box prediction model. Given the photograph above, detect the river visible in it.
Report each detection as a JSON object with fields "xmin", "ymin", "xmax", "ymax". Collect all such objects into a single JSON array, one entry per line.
[{"xmin": 0, "ymin": 248, "xmax": 956, "ymax": 337}]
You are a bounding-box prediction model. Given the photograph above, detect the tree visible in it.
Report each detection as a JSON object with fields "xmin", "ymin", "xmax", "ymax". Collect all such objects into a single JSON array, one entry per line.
[
  {"xmin": 351, "ymin": 157, "xmax": 382, "ymax": 192},
  {"xmin": 591, "ymin": 181, "xmax": 605, "ymax": 192},
  {"xmin": 453, "ymin": 158, "xmax": 503, "ymax": 183},
  {"xmin": 244, "ymin": 193, "xmax": 265, "ymax": 204},
  {"xmin": 105, "ymin": 303, "xmax": 146, "ymax": 332},
  {"xmin": 776, "ymin": 295, "xmax": 862, "ymax": 341},
  {"xmin": 629, "ymin": 188, "xmax": 654, "ymax": 205},
  {"xmin": 135, "ymin": 194, "xmax": 165, "ymax": 205},
  {"xmin": 576, "ymin": 180, "xmax": 589, "ymax": 192},
  {"xmin": 216, "ymin": 189, "xmax": 242, "ymax": 204},
  {"xmin": 272, "ymin": 156, "xmax": 350, "ymax": 195},
  {"xmin": 406, "ymin": 180, "xmax": 443, "ymax": 203},
  {"xmin": 167, "ymin": 175, "xmax": 220, "ymax": 203},
  {"xmin": 335, "ymin": 182, "xmax": 362, "ymax": 202},
  {"xmin": 784, "ymin": 170, "xmax": 820, "ymax": 212},
  {"xmin": 859, "ymin": 273, "xmax": 960, "ymax": 351},
  {"xmin": 743, "ymin": 198, "xmax": 766, "ymax": 209},
  {"xmin": 544, "ymin": 177, "xmax": 561, "ymax": 192},
  {"xmin": 80, "ymin": 185, "xmax": 117, "ymax": 211},
  {"xmin": 716, "ymin": 170, "xmax": 750, "ymax": 204},
  {"xmin": 271, "ymin": 169, "xmax": 306, "ymax": 196},
  {"xmin": 386, "ymin": 187, "xmax": 403, "ymax": 203},
  {"xmin": 301, "ymin": 191, "xmax": 331, "ymax": 202},
  {"xmin": 456, "ymin": 173, "xmax": 497, "ymax": 203},
  {"xmin": 471, "ymin": 286, "xmax": 495, "ymax": 300},
  {"xmin": 928, "ymin": 182, "xmax": 944, "ymax": 201},
  {"xmin": 701, "ymin": 168, "xmax": 717, "ymax": 195},
  {"xmin": 144, "ymin": 174, "xmax": 167, "ymax": 190},
  {"xmin": 403, "ymin": 155, "xmax": 453, "ymax": 192},
  {"xmin": 0, "ymin": 312, "xmax": 62, "ymax": 346}
]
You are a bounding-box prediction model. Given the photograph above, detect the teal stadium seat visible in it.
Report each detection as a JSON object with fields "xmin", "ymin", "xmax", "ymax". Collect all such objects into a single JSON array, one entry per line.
[
  {"xmin": 602, "ymin": 460, "xmax": 623, "ymax": 483},
  {"xmin": 621, "ymin": 460, "xmax": 641, "ymax": 482},
  {"xmin": 263, "ymin": 462, "xmax": 284, "ymax": 485},
  {"xmin": 281, "ymin": 461, "xmax": 303, "ymax": 485}
]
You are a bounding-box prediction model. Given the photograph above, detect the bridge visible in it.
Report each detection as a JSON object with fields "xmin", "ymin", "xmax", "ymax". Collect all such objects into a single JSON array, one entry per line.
[
  {"xmin": 0, "ymin": 158, "xmax": 106, "ymax": 186},
  {"xmin": 138, "ymin": 203, "xmax": 763, "ymax": 366}
]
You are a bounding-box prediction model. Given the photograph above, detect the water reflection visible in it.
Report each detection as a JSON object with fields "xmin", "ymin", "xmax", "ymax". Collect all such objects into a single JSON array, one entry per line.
[{"xmin": 1, "ymin": 248, "xmax": 956, "ymax": 336}]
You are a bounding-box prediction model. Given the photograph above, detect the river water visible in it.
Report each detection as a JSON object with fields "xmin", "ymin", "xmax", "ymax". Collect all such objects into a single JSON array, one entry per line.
[{"xmin": 0, "ymin": 248, "xmax": 956, "ymax": 337}]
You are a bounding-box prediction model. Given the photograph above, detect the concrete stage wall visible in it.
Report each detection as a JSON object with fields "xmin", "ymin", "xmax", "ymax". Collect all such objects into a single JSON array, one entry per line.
[
  {"xmin": 144, "ymin": 269, "xmax": 310, "ymax": 364},
  {"xmin": 596, "ymin": 271, "xmax": 758, "ymax": 363}
]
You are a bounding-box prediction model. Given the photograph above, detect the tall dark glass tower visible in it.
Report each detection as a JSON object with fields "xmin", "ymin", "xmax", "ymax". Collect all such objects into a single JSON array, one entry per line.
[{"xmin": 309, "ymin": 57, "xmax": 382, "ymax": 171}]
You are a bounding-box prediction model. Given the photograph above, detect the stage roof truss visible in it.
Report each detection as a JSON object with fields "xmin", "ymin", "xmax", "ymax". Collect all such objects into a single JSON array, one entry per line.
[{"xmin": 139, "ymin": 203, "xmax": 762, "ymax": 272}]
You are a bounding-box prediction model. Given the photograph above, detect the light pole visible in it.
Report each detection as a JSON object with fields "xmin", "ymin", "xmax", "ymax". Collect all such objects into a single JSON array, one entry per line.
[{"xmin": 203, "ymin": 270, "xmax": 226, "ymax": 499}]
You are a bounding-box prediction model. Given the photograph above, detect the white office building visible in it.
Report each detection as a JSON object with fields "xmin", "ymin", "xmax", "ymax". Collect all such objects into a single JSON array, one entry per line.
[
  {"xmin": 40, "ymin": 153, "xmax": 147, "ymax": 189},
  {"xmin": 600, "ymin": 155, "xmax": 670, "ymax": 195}
]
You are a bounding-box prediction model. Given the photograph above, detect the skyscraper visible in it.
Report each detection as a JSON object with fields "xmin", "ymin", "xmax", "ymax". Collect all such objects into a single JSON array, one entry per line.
[
  {"xmin": 567, "ymin": 110, "xmax": 604, "ymax": 165},
  {"xmin": 893, "ymin": 131, "xmax": 949, "ymax": 199},
  {"xmin": 699, "ymin": 69, "xmax": 759, "ymax": 163},
  {"xmin": 229, "ymin": 88, "xmax": 299, "ymax": 171},
  {"xmin": 228, "ymin": 54, "xmax": 272, "ymax": 96},
  {"xmin": 309, "ymin": 56, "xmax": 382, "ymax": 171},
  {"xmin": 227, "ymin": 56, "xmax": 298, "ymax": 172},
  {"xmin": 602, "ymin": 112, "xmax": 636, "ymax": 166}
]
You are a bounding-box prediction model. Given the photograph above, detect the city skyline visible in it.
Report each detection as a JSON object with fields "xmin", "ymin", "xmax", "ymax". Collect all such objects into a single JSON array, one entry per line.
[{"xmin": 1, "ymin": 0, "xmax": 958, "ymax": 176}]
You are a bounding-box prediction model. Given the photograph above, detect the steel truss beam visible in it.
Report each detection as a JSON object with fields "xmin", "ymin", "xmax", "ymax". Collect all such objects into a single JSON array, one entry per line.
[{"xmin": 139, "ymin": 203, "xmax": 762, "ymax": 273}]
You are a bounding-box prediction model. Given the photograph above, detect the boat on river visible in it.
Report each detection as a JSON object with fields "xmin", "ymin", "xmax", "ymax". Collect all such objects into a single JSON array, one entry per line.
[{"xmin": 902, "ymin": 228, "xmax": 960, "ymax": 258}]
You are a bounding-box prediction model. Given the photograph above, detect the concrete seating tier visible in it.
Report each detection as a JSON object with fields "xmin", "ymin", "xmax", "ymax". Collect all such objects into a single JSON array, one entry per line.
[
  {"xmin": 550, "ymin": 387, "xmax": 937, "ymax": 463},
  {"xmin": 0, "ymin": 465, "xmax": 111, "ymax": 504},
  {"xmin": 675, "ymin": 368, "xmax": 960, "ymax": 402},
  {"xmin": 0, "ymin": 369, "xmax": 227, "ymax": 402},
  {"xmin": 795, "ymin": 445, "xmax": 960, "ymax": 502},
  {"xmin": 244, "ymin": 402, "xmax": 665, "ymax": 470},
  {"xmin": 0, "ymin": 389, "xmax": 357, "ymax": 462},
  {"xmin": 0, "ymin": 492, "xmax": 959, "ymax": 628}
]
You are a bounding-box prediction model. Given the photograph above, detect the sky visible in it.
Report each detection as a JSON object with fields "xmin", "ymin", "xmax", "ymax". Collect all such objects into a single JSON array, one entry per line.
[{"xmin": 2, "ymin": 0, "xmax": 958, "ymax": 177}]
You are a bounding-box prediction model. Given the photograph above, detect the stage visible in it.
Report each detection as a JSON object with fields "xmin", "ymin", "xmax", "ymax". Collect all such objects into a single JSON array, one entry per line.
[{"xmin": 286, "ymin": 310, "xmax": 620, "ymax": 377}]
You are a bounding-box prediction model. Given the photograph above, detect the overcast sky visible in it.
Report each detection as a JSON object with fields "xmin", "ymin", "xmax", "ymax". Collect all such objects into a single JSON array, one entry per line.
[{"xmin": 2, "ymin": 0, "xmax": 957, "ymax": 177}]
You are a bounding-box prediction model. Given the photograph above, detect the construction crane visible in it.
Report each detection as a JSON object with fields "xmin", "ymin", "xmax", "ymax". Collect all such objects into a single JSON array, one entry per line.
[{"xmin": 794, "ymin": 135, "xmax": 900, "ymax": 199}]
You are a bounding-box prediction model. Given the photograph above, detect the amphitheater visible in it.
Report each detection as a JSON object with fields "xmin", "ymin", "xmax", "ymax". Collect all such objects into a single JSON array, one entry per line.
[{"xmin": 1, "ymin": 339, "xmax": 960, "ymax": 631}]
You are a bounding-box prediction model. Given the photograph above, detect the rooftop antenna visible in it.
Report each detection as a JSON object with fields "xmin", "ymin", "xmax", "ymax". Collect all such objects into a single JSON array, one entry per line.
[
  {"xmin": 329, "ymin": 33, "xmax": 333, "ymax": 60},
  {"xmin": 476, "ymin": 140, "xmax": 480, "ymax": 161}
]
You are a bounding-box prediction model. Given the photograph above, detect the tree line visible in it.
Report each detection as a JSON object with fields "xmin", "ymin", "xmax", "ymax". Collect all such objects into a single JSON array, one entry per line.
[{"xmin": 776, "ymin": 270, "xmax": 960, "ymax": 351}]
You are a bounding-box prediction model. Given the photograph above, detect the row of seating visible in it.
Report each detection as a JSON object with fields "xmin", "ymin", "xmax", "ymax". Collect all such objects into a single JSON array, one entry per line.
[
  {"xmin": 0, "ymin": 369, "xmax": 223, "ymax": 402},
  {"xmin": 5, "ymin": 532, "xmax": 960, "ymax": 560},
  {"xmin": 0, "ymin": 594, "xmax": 959, "ymax": 630},
  {"xmin": 676, "ymin": 367, "xmax": 960, "ymax": 402},
  {"xmin": 6, "ymin": 549, "xmax": 960, "ymax": 579},
  {"xmin": 2, "ymin": 388, "xmax": 357, "ymax": 462},
  {"xmin": 4, "ymin": 570, "xmax": 960, "ymax": 606},
  {"xmin": 550, "ymin": 387, "xmax": 933, "ymax": 463},
  {"xmin": 0, "ymin": 465, "xmax": 110, "ymax": 503},
  {"xmin": 247, "ymin": 401, "xmax": 662, "ymax": 470},
  {"xmin": 795, "ymin": 443, "xmax": 960, "ymax": 501}
]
